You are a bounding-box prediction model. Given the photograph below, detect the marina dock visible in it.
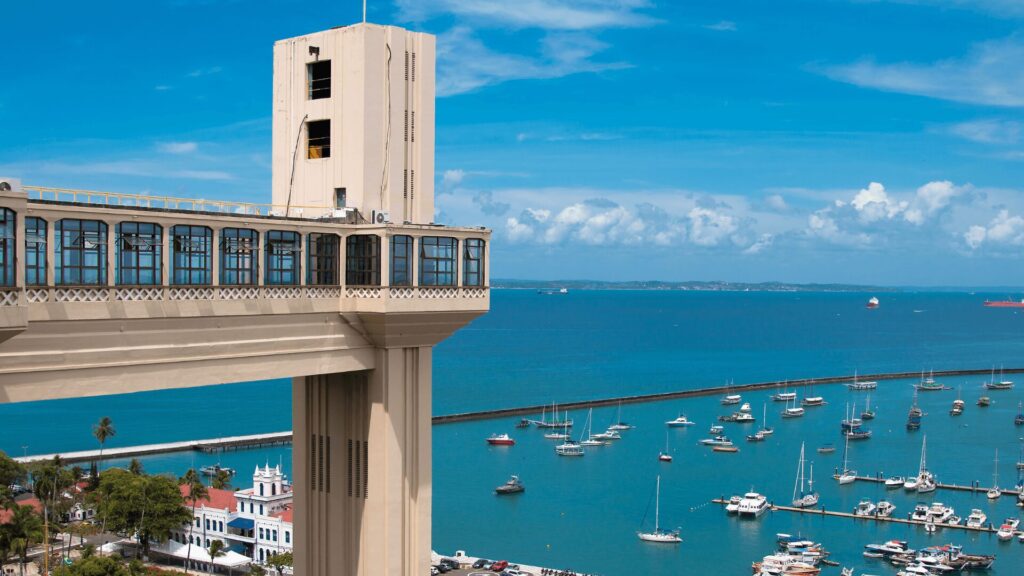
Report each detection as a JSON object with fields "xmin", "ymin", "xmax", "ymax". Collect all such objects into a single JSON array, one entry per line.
[
  {"xmin": 15, "ymin": 431, "xmax": 292, "ymax": 464},
  {"xmin": 851, "ymin": 474, "xmax": 1023, "ymax": 497},
  {"xmin": 711, "ymin": 499, "xmax": 1004, "ymax": 534}
]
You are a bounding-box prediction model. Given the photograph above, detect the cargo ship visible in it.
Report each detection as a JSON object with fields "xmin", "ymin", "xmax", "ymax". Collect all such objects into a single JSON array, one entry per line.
[{"xmin": 983, "ymin": 298, "xmax": 1024, "ymax": 308}]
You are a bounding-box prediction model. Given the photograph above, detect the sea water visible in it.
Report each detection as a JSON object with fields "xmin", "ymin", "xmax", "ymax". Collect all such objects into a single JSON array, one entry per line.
[{"xmin": 2, "ymin": 290, "xmax": 1023, "ymax": 574}]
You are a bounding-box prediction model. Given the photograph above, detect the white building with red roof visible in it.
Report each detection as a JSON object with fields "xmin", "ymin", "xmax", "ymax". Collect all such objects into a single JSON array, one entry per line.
[{"xmin": 171, "ymin": 464, "xmax": 293, "ymax": 565}]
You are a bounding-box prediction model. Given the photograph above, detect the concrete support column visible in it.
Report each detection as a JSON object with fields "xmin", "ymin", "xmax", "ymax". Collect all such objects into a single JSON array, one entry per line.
[{"xmin": 293, "ymin": 345, "xmax": 432, "ymax": 576}]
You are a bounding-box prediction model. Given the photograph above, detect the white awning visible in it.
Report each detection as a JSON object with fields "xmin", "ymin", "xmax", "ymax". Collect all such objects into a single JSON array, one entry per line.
[{"xmin": 151, "ymin": 540, "xmax": 252, "ymax": 568}]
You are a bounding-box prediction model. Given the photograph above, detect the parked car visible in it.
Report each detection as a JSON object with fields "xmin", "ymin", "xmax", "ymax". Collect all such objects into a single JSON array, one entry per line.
[
  {"xmin": 473, "ymin": 559, "xmax": 492, "ymax": 569},
  {"xmin": 429, "ymin": 567, "xmax": 438, "ymax": 576},
  {"xmin": 432, "ymin": 564, "xmax": 450, "ymax": 574},
  {"xmin": 501, "ymin": 570, "xmax": 525, "ymax": 576},
  {"xmin": 490, "ymin": 560, "xmax": 509, "ymax": 572}
]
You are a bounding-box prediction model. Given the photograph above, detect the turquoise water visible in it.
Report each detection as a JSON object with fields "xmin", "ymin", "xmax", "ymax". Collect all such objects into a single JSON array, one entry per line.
[{"xmin": 2, "ymin": 290, "xmax": 1024, "ymax": 574}]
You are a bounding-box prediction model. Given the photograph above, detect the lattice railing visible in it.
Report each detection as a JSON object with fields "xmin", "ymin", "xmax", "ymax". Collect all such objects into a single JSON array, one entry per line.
[
  {"xmin": 0, "ymin": 290, "xmax": 18, "ymax": 306},
  {"xmin": 25, "ymin": 288, "xmax": 49, "ymax": 303},
  {"xmin": 116, "ymin": 287, "xmax": 164, "ymax": 301},
  {"xmin": 265, "ymin": 286, "xmax": 303, "ymax": 299},
  {"xmin": 169, "ymin": 287, "xmax": 215, "ymax": 301},
  {"xmin": 220, "ymin": 287, "xmax": 259, "ymax": 300},
  {"xmin": 305, "ymin": 286, "xmax": 341, "ymax": 299},
  {"xmin": 54, "ymin": 288, "xmax": 110, "ymax": 303},
  {"xmin": 346, "ymin": 287, "xmax": 382, "ymax": 299}
]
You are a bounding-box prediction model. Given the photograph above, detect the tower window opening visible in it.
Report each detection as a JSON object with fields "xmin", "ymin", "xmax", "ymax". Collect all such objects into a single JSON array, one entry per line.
[
  {"xmin": 307, "ymin": 120, "xmax": 331, "ymax": 159},
  {"xmin": 307, "ymin": 60, "xmax": 331, "ymax": 100}
]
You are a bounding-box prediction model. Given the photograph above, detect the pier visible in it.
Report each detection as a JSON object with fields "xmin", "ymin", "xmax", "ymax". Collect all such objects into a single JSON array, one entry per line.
[
  {"xmin": 711, "ymin": 499, "xmax": 1004, "ymax": 534},
  {"xmin": 432, "ymin": 367, "xmax": 1024, "ymax": 424},
  {"xmin": 15, "ymin": 431, "xmax": 292, "ymax": 465},
  {"xmin": 851, "ymin": 474, "xmax": 1023, "ymax": 497}
]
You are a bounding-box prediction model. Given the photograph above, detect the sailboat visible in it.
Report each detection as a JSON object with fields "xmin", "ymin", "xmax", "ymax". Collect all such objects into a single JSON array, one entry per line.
[
  {"xmin": 580, "ymin": 409, "xmax": 606, "ymax": 447},
  {"xmin": 983, "ymin": 366, "xmax": 1013, "ymax": 390},
  {"xmin": 535, "ymin": 402, "xmax": 573, "ymax": 428},
  {"xmin": 748, "ymin": 404, "xmax": 773, "ymax": 441},
  {"xmin": 554, "ymin": 417, "xmax": 584, "ymax": 456},
  {"xmin": 801, "ymin": 381, "xmax": 825, "ymax": 407},
  {"xmin": 1017, "ymin": 439, "xmax": 1024, "ymax": 471},
  {"xmin": 1015, "ymin": 402, "xmax": 1024, "ymax": 426},
  {"xmin": 609, "ymin": 401, "xmax": 634, "ymax": 430},
  {"xmin": 861, "ymin": 393, "xmax": 876, "ymax": 420},
  {"xmin": 907, "ymin": 435, "xmax": 936, "ymax": 493},
  {"xmin": 792, "ymin": 442, "xmax": 819, "ymax": 507},
  {"xmin": 637, "ymin": 476, "xmax": 682, "ymax": 543},
  {"xmin": 916, "ymin": 369, "xmax": 944, "ymax": 391},
  {"xmin": 835, "ymin": 433, "xmax": 856, "ymax": 484},
  {"xmin": 986, "ymin": 450, "xmax": 1000, "ymax": 500},
  {"xmin": 721, "ymin": 380, "xmax": 742, "ymax": 405},
  {"xmin": 950, "ymin": 387, "xmax": 965, "ymax": 416},
  {"xmin": 906, "ymin": 388, "xmax": 923, "ymax": 430},
  {"xmin": 543, "ymin": 410, "xmax": 572, "ymax": 440},
  {"xmin": 658, "ymin": 430, "xmax": 672, "ymax": 462},
  {"xmin": 846, "ymin": 370, "xmax": 877, "ymax": 390},
  {"xmin": 781, "ymin": 395, "xmax": 805, "ymax": 418}
]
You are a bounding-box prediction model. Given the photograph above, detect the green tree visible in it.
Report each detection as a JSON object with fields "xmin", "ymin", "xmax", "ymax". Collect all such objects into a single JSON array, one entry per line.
[
  {"xmin": 210, "ymin": 470, "xmax": 231, "ymax": 491},
  {"xmin": 207, "ymin": 540, "xmax": 225, "ymax": 574},
  {"xmin": 248, "ymin": 565, "xmax": 266, "ymax": 576},
  {"xmin": 0, "ymin": 451, "xmax": 27, "ymax": 507},
  {"xmin": 7, "ymin": 503, "xmax": 43, "ymax": 576},
  {"xmin": 92, "ymin": 417, "xmax": 116, "ymax": 466},
  {"xmin": 266, "ymin": 552, "xmax": 292, "ymax": 576},
  {"xmin": 91, "ymin": 470, "xmax": 191, "ymax": 559},
  {"xmin": 30, "ymin": 456, "xmax": 75, "ymax": 574},
  {"xmin": 178, "ymin": 469, "xmax": 207, "ymax": 576},
  {"xmin": 53, "ymin": 554, "xmax": 129, "ymax": 576},
  {"xmin": 127, "ymin": 459, "xmax": 144, "ymax": 476}
]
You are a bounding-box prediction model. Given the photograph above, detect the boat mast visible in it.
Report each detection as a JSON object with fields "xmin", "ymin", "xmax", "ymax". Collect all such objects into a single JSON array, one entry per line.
[
  {"xmin": 842, "ymin": 433, "xmax": 851, "ymax": 474},
  {"xmin": 920, "ymin": 435, "xmax": 928, "ymax": 475},
  {"xmin": 654, "ymin": 475, "xmax": 661, "ymax": 532},
  {"xmin": 808, "ymin": 461, "xmax": 814, "ymax": 492},
  {"xmin": 793, "ymin": 442, "xmax": 805, "ymax": 500},
  {"xmin": 993, "ymin": 449, "xmax": 999, "ymax": 489}
]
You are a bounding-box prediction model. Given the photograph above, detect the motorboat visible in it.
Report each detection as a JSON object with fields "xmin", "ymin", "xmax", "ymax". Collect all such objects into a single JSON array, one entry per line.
[
  {"xmin": 747, "ymin": 430, "xmax": 768, "ymax": 442},
  {"xmin": 722, "ymin": 394, "xmax": 742, "ymax": 405},
  {"xmin": 904, "ymin": 476, "xmax": 920, "ymax": 491},
  {"xmin": 733, "ymin": 412, "xmax": 756, "ymax": 423},
  {"xmin": 977, "ymin": 396, "xmax": 991, "ymax": 407},
  {"xmin": 592, "ymin": 429, "xmax": 621, "ymax": 441},
  {"xmin": 885, "ymin": 476, "xmax": 906, "ymax": 488},
  {"xmin": 637, "ymin": 476, "xmax": 682, "ymax": 543},
  {"xmin": 713, "ymin": 445, "xmax": 739, "ymax": 453},
  {"xmin": 864, "ymin": 540, "xmax": 912, "ymax": 557},
  {"xmin": 924, "ymin": 522, "xmax": 937, "ymax": 534},
  {"xmin": 554, "ymin": 440, "xmax": 584, "ymax": 457},
  {"xmin": 945, "ymin": 515, "xmax": 962, "ymax": 526},
  {"xmin": 965, "ymin": 509, "xmax": 987, "ymax": 529},
  {"xmin": 737, "ymin": 492, "xmax": 769, "ymax": 518},
  {"xmin": 725, "ymin": 495, "xmax": 741, "ymax": 514},
  {"xmin": 876, "ymin": 501, "xmax": 896, "ymax": 518},
  {"xmin": 495, "ymin": 475, "xmax": 525, "ymax": 495},
  {"xmin": 515, "ymin": 418, "xmax": 530, "ymax": 428},
  {"xmin": 817, "ymin": 444, "xmax": 835, "ymax": 454},
  {"xmin": 740, "ymin": 402, "xmax": 752, "ymax": 413},
  {"xmin": 910, "ymin": 505, "xmax": 930, "ymax": 522},
  {"xmin": 866, "ymin": 296, "xmax": 879, "ymax": 309},
  {"xmin": 792, "ymin": 442, "xmax": 819, "ymax": 508},
  {"xmin": 700, "ymin": 435, "xmax": 733, "ymax": 446},
  {"xmin": 753, "ymin": 555, "xmax": 821, "ymax": 576},
  {"xmin": 486, "ymin": 433, "xmax": 515, "ymax": 446},
  {"xmin": 996, "ymin": 522, "xmax": 1016, "ymax": 541},
  {"xmin": 200, "ymin": 464, "xmax": 235, "ymax": 477},
  {"xmin": 709, "ymin": 424, "xmax": 724, "ymax": 434},
  {"xmin": 854, "ymin": 499, "xmax": 877, "ymax": 517},
  {"xmin": 543, "ymin": 432, "xmax": 570, "ymax": 440},
  {"xmin": 666, "ymin": 414, "xmax": 695, "ymax": 427},
  {"xmin": 580, "ymin": 438, "xmax": 606, "ymax": 447},
  {"xmin": 950, "ymin": 400, "xmax": 964, "ymax": 416},
  {"xmin": 926, "ymin": 503, "xmax": 955, "ymax": 524}
]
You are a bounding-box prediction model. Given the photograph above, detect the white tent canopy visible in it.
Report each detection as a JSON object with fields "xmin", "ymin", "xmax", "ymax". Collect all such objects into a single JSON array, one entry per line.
[{"xmin": 152, "ymin": 540, "xmax": 252, "ymax": 568}]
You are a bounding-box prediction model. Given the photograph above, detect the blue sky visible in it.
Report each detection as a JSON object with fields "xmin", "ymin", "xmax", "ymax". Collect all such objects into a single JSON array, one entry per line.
[{"xmin": 4, "ymin": 0, "xmax": 1024, "ymax": 285}]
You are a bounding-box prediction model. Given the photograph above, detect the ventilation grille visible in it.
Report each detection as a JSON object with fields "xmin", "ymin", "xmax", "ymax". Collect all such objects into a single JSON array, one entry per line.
[
  {"xmin": 411, "ymin": 52, "xmax": 416, "ymax": 82},
  {"xmin": 403, "ymin": 169, "xmax": 408, "ymax": 200},
  {"xmin": 404, "ymin": 51, "xmax": 409, "ymax": 81},
  {"xmin": 410, "ymin": 170, "xmax": 415, "ymax": 200},
  {"xmin": 411, "ymin": 111, "xmax": 415, "ymax": 142},
  {"xmin": 311, "ymin": 434, "xmax": 330, "ymax": 493},
  {"xmin": 404, "ymin": 110, "xmax": 409, "ymax": 142},
  {"xmin": 347, "ymin": 439, "xmax": 368, "ymax": 499},
  {"xmin": 310, "ymin": 434, "xmax": 317, "ymax": 492}
]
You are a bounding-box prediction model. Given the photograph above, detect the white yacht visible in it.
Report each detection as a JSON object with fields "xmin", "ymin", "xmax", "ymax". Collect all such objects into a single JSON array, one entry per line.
[
  {"xmin": 876, "ymin": 501, "xmax": 896, "ymax": 518},
  {"xmin": 592, "ymin": 429, "xmax": 621, "ymax": 441},
  {"xmin": 772, "ymin": 382, "xmax": 797, "ymax": 402},
  {"xmin": 665, "ymin": 414, "xmax": 695, "ymax": 427},
  {"xmin": 700, "ymin": 435, "xmax": 733, "ymax": 446},
  {"xmin": 986, "ymin": 449, "xmax": 1001, "ymax": 500},
  {"xmin": 722, "ymin": 393, "xmax": 742, "ymax": 405},
  {"xmin": 733, "ymin": 412, "xmax": 756, "ymax": 423},
  {"xmin": 996, "ymin": 520, "xmax": 1017, "ymax": 541},
  {"xmin": 885, "ymin": 476, "xmax": 906, "ymax": 488},
  {"xmin": 737, "ymin": 492, "xmax": 769, "ymax": 518},
  {"xmin": 636, "ymin": 476, "xmax": 682, "ymax": 543},
  {"xmin": 926, "ymin": 502, "xmax": 955, "ymax": 524},
  {"xmin": 917, "ymin": 472, "xmax": 937, "ymax": 493},
  {"xmin": 578, "ymin": 408, "xmax": 607, "ymax": 446},
  {"xmin": 709, "ymin": 424, "xmax": 724, "ymax": 434},
  {"xmin": 864, "ymin": 540, "xmax": 912, "ymax": 557},
  {"xmin": 965, "ymin": 509, "xmax": 987, "ymax": 529},
  {"xmin": 739, "ymin": 402, "xmax": 752, "ymax": 413},
  {"xmin": 910, "ymin": 504, "xmax": 930, "ymax": 522},
  {"xmin": 725, "ymin": 495, "xmax": 741, "ymax": 514},
  {"xmin": 554, "ymin": 439, "xmax": 584, "ymax": 457},
  {"xmin": 854, "ymin": 499, "xmax": 877, "ymax": 516}
]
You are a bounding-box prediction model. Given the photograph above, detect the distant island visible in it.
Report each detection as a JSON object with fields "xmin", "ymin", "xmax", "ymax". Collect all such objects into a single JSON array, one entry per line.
[{"xmin": 492, "ymin": 279, "xmax": 900, "ymax": 292}]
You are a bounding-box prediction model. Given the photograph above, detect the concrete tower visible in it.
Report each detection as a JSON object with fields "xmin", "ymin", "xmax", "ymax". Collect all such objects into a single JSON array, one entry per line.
[{"xmin": 271, "ymin": 23, "xmax": 436, "ymax": 224}]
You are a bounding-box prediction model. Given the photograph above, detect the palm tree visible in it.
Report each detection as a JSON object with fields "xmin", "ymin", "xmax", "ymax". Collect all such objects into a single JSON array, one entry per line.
[
  {"xmin": 180, "ymin": 469, "xmax": 208, "ymax": 576},
  {"xmin": 8, "ymin": 505, "xmax": 42, "ymax": 576},
  {"xmin": 92, "ymin": 417, "xmax": 116, "ymax": 471},
  {"xmin": 207, "ymin": 539, "xmax": 225, "ymax": 574},
  {"xmin": 128, "ymin": 459, "xmax": 144, "ymax": 475},
  {"xmin": 210, "ymin": 470, "xmax": 231, "ymax": 491}
]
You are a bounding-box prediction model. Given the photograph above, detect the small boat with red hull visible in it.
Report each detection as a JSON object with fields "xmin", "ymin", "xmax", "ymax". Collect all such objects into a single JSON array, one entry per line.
[
  {"xmin": 866, "ymin": 297, "xmax": 879, "ymax": 309},
  {"xmin": 486, "ymin": 433, "xmax": 515, "ymax": 446}
]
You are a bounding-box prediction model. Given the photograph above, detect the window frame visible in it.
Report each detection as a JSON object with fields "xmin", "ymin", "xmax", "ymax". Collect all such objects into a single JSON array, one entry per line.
[
  {"xmin": 171, "ymin": 225, "xmax": 213, "ymax": 285},
  {"xmin": 307, "ymin": 119, "xmax": 331, "ymax": 159},
  {"xmin": 419, "ymin": 236, "xmax": 457, "ymax": 287},
  {"xmin": 265, "ymin": 230, "xmax": 301, "ymax": 286},
  {"xmin": 463, "ymin": 238, "xmax": 485, "ymax": 287},
  {"xmin": 307, "ymin": 60, "xmax": 331, "ymax": 100},
  {"xmin": 116, "ymin": 222, "xmax": 162, "ymax": 286},
  {"xmin": 307, "ymin": 233, "xmax": 340, "ymax": 286},
  {"xmin": 220, "ymin": 228, "xmax": 259, "ymax": 286},
  {"xmin": 0, "ymin": 208, "xmax": 15, "ymax": 287},
  {"xmin": 345, "ymin": 235, "xmax": 381, "ymax": 286},
  {"xmin": 390, "ymin": 235, "xmax": 413, "ymax": 287},
  {"xmin": 24, "ymin": 217, "xmax": 46, "ymax": 286},
  {"xmin": 55, "ymin": 219, "xmax": 108, "ymax": 286}
]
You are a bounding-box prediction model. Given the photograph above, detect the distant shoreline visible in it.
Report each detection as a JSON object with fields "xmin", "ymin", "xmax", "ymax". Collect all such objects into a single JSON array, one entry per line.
[{"xmin": 493, "ymin": 280, "xmax": 1024, "ymax": 293}]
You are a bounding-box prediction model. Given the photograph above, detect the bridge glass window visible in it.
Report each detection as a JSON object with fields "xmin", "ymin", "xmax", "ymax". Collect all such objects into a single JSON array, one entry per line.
[
  {"xmin": 345, "ymin": 235, "xmax": 380, "ymax": 286},
  {"xmin": 0, "ymin": 208, "xmax": 14, "ymax": 287},
  {"xmin": 307, "ymin": 233, "xmax": 339, "ymax": 285},
  {"xmin": 25, "ymin": 217, "xmax": 47, "ymax": 286},
  {"xmin": 307, "ymin": 120, "xmax": 330, "ymax": 159},
  {"xmin": 171, "ymin": 225, "xmax": 213, "ymax": 285},
  {"xmin": 463, "ymin": 239, "xmax": 485, "ymax": 287},
  {"xmin": 220, "ymin": 228, "xmax": 259, "ymax": 285},
  {"xmin": 55, "ymin": 219, "xmax": 108, "ymax": 285},
  {"xmin": 266, "ymin": 231, "xmax": 300, "ymax": 285},
  {"xmin": 390, "ymin": 235, "xmax": 412, "ymax": 286},
  {"xmin": 308, "ymin": 60, "xmax": 331, "ymax": 100},
  {"xmin": 419, "ymin": 237, "xmax": 457, "ymax": 286},
  {"xmin": 116, "ymin": 222, "xmax": 162, "ymax": 285}
]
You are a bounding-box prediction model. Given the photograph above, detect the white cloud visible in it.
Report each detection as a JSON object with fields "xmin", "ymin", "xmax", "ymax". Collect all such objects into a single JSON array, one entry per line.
[
  {"xmin": 851, "ymin": 182, "xmax": 909, "ymax": 222},
  {"xmin": 964, "ymin": 209, "xmax": 1024, "ymax": 249},
  {"xmin": 396, "ymin": 0, "xmax": 657, "ymax": 30},
  {"xmin": 765, "ymin": 194, "xmax": 788, "ymax": 211},
  {"xmin": 743, "ymin": 233, "xmax": 774, "ymax": 255},
  {"xmin": 703, "ymin": 20, "xmax": 737, "ymax": 32},
  {"xmin": 687, "ymin": 206, "xmax": 738, "ymax": 246},
  {"xmin": 440, "ymin": 168, "xmax": 466, "ymax": 194},
  {"xmin": 947, "ymin": 119, "xmax": 1021, "ymax": 144},
  {"xmin": 824, "ymin": 37, "xmax": 1024, "ymax": 107},
  {"xmin": 158, "ymin": 141, "xmax": 198, "ymax": 154},
  {"xmin": 437, "ymin": 27, "xmax": 628, "ymax": 96},
  {"xmin": 187, "ymin": 66, "xmax": 223, "ymax": 78}
]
